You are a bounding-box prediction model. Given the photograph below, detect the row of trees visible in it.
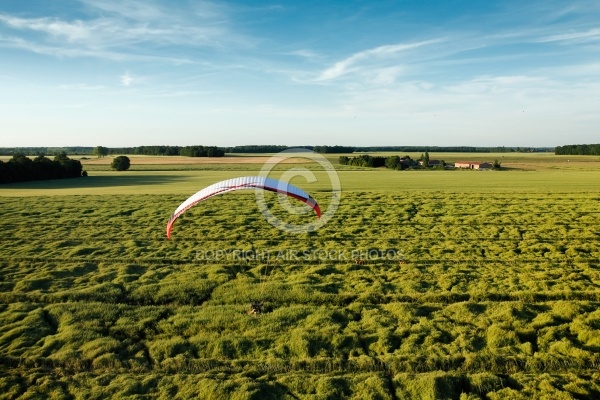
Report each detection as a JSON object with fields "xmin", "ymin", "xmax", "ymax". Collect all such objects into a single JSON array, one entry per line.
[
  {"xmin": 355, "ymin": 146, "xmax": 550, "ymax": 153},
  {"xmin": 0, "ymin": 153, "xmax": 84, "ymax": 184},
  {"xmin": 0, "ymin": 147, "xmax": 92, "ymax": 156},
  {"xmin": 226, "ymin": 145, "xmax": 354, "ymax": 154},
  {"xmin": 92, "ymin": 145, "xmax": 225, "ymax": 157},
  {"xmin": 226, "ymin": 145, "xmax": 297, "ymax": 153},
  {"xmin": 1, "ymin": 145, "xmax": 556, "ymax": 157},
  {"xmin": 339, "ymin": 155, "xmax": 387, "ymax": 168},
  {"xmin": 226, "ymin": 145, "xmax": 544, "ymax": 154},
  {"xmin": 179, "ymin": 146, "xmax": 225, "ymax": 157},
  {"xmin": 340, "ymin": 154, "xmax": 502, "ymax": 170},
  {"xmin": 339, "ymin": 155, "xmax": 421, "ymax": 169},
  {"xmin": 554, "ymin": 144, "xmax": 600, "ymax": 155},
  {"xmin": 310, "ymin": 146, "xmax": 355, "ymax": 154}
]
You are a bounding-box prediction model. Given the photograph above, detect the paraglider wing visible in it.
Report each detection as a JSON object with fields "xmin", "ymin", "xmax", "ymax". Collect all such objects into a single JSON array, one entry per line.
[{"xmin": 166, "ymin": 176, "xmax": 321, "ymax": 238}]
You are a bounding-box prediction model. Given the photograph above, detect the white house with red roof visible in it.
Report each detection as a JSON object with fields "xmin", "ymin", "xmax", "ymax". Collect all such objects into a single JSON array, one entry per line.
[{"xmin": 455, "ymin": 161, "xmax": 493, "ymax": 170}]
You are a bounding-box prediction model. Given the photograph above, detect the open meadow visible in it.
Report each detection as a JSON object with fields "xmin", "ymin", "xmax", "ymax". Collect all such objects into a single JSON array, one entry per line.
[{"xmin": 1, "ymin": 153, "xmax": 599, "ymax": 399}]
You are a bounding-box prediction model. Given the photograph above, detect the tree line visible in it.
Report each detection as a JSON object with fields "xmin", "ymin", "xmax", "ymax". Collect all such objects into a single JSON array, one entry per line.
[
  {"xmin": 226, "ymin": 145, "xmax": 545, "ymax": 153},
  {"xmin": 92, "ymin": 145, "xmax": 355, "ymax": 155},
  {"xmin": 225, "ymin": 145, "xmax": 298, "ymax": 153},
  {"xmin": 0, "ymin": 153, "xmax": 84, "ymax": 184},
  {"xmin": 355, "ymin": 146, "xmax": 550, "ymax": 153},
  {"xmin": 0, "ymin": 147, "xmax": 92, "ymax": 156},
  {"xmin": 224, "ymin": 145, "xmax": 354, "ymax": 153},
  {"xmin": 339, "ymin": 155, "xmax": 420, "ymax": 169},
  {"xmin": 92, "ymin": 145, "xmax": 225, "ymax": 157},
  {"xmin": 0, "ymin": 145, "xmax": 556, "ymax": 157},
  {"xmin": 554, "ymin": 144, "xmax": 600, "ymax": 155},
  {"xmin": 0, "ymin": 146, "xmax": 225, "ymax": 157},
  {"xmin": 340, "ymin": 153, "xmax": 503, "ymax": 170}
]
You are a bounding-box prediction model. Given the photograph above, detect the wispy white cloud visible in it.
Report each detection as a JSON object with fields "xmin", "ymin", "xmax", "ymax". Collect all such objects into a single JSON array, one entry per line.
[
  {"xmin": 120, "ymin": 73, "xmax": 133, "ymax": 87},
  {"xmin": 316, "ymin": 39, "xmax": 445, "ymax": 81},
  {"xmin": 0, "ymin": 15, "xmax": 92, "ymax": 42},
  {"xmin": 81, "ymin": 0, "xmax": 170, "ymax": 22},
  {"xmin": 546, "ymin": 62, "xmax": 600, "ymax": 77},
  {"xmin": 536, "ymin": 28, "xmax": 600, "ymax": 43},
  {"xmin": 370, "ymin": 66, "xmax": 404, "ymax": 85},
  {"xmin": 0, "ymin": 33, "xmax": 194, "ymax": 64},
  {"xmin": 0, "ymin": 0, "xmax": 256, "ymax": 63},
  {"xmin": 444, "ymin": 75, "xmax": 551, "ymax": 95},
  {"xmin": 337, "ymin": 66, "xmax": 600, "ymax": 120},
  {"xmin": 285, "ymin": 49, "xmax": 320, "ymax": 59},
  {"xmin": 59, "ymin": 83, "xmax": 105, "ymax": 90},
  {"xmin": 120, "ymin": 72, "xmax": 143, "ymax": 87},
  {"xmin": 0, "ymin": 12, "xmax": 239, "ymax": 48}
]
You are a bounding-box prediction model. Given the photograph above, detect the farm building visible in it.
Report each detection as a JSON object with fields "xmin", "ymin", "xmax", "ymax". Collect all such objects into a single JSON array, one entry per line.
[
  {"xmin": 455, "ymin": 161, "xmax": 493, "ymax": 170},
  {"xmin": 418, "ymin": 159, "xmax": 443, "ymax": 167}
]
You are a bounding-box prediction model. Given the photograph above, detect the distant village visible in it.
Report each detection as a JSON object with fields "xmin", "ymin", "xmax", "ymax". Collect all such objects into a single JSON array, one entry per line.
[
  {"xmin": 339, "ymin": 154, "xmax": 498, "ymax": 170},
  {"xmin": 422, "ymin": 160, "xmax": 494, "ymax": 170}
]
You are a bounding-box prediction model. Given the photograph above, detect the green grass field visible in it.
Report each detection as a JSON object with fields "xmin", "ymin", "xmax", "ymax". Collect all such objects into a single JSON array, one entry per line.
[
  {"xmin": 3, "ymin": 167, "xmax": 600, "ymax": 197},
  {"xmin": 1, "ymin": 153, "xmax": 599, "ymax": 399}
]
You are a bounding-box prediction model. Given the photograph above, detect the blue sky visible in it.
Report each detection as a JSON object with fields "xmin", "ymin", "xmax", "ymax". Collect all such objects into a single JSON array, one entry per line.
[{"xmin": 1, "ymin": 0, "xmax": 599, "ymax": 147}]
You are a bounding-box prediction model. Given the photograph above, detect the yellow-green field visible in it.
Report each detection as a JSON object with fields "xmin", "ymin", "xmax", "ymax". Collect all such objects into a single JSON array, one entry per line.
[
  {"xmin": 0, "ymin": 153, "xmax": 599, "ymax": 399},
  {"xmin": 2, "ymin": 169, "xmax": 600, "ymax": 197}
]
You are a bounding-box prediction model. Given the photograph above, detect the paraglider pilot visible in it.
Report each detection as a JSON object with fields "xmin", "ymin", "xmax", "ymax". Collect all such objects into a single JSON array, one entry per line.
[{"xmin": 248, "ymin": 301, "xmax": 263, "ymax": 315}]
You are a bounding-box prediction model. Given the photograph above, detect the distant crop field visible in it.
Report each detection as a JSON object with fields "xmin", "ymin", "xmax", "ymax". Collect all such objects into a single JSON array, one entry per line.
[
  {"xmin": 79, "ymin": 155, "xmax": 308, "ymax": 165},
  {"xmin": 0, "ymin": 156, "xmax": 599, "ymax": 398},
  {"xmin": 2, "ymin": 167, "xmax": 600, "ymax": 197},
  {"xmin": 5, "ymin": 152, "xmax": 600, "ymax": 172}
]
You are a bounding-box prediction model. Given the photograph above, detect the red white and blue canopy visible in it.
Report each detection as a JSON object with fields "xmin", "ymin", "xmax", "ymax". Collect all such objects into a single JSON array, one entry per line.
[{"xmin": 166, "ymin": 176, "xmax": 321, "ymax": 238}]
